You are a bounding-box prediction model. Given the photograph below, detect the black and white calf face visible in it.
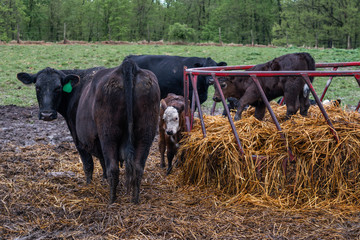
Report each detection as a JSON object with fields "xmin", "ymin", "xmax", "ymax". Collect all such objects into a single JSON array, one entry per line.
[
  {"xmin": 163, "ymin": 106, "xmax": 180, "ymax": 136},
  {"xmin": 17, "ymin": 68, "xmax": 79, "ymax": 121}
]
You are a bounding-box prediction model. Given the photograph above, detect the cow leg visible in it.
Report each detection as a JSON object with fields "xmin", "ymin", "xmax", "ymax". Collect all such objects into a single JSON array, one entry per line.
[
  {"xmin": 299, "ymin": 88, "xmax": 310, "ymax": 116},
  {"xmin": 129, "ymin": 144, "xmax": 151, "ymax": 204},
  {"xmin": 254, "ymin": 103, "xmax": 266, "ymax": 120},
  {"xmin": 234, "ymin": 90, "xmax": 259, "ymax": 121},
  {"xmin": 159, "ymin": 130, "xmax": 166, "ymax": 168},
  {"xmin": 100, "ymin": 143, "xmax": 120, "ymax": 204},
  {"xmin": 234, "ymin": 102, "xmax": 248, "ymax": 121},
  {"xmin": 98, "ymin": 157, "xmax": 107, "ymax": 180},
  {"xmin": 166, "ymin": 148, "xmax": 175, "ymax": 175},
  {"xmin": 106, "ymin": 156, "xmax": 120, "ymax": 204},
  {"xmin": 76, "ymin": 147, "xmax": 94, "ymax": 184}
]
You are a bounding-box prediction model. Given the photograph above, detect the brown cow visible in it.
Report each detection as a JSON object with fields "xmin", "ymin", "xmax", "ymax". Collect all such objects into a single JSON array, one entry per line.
[
  {"xmin": 17, "ymin": 59, "xmax": 160, "ymax": 204},
  {"xmin": 213, "ymin": 52, "xmax": 315, "ymax": 120},
  {"xmin": 159, "ymin": 93, "xmax": 186, "ymax": 175}
]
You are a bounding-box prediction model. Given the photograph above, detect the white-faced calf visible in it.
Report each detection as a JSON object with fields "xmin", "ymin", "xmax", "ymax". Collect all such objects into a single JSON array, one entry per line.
[{"xmin": 159, "ymin": 93, "xmax": 186, "ymax": 175}]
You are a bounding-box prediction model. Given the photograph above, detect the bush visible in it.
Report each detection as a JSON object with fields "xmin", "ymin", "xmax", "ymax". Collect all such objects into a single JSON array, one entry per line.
[{"xmin": 168, "ymin": 23, "xmax": 196, "ymax": 42}]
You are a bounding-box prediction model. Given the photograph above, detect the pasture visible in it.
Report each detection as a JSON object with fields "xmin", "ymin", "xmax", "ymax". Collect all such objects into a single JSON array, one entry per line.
[
  {"xmin": 1, "ymin": 43, "xmax": 360, "ymax": 239},
  {"xmin": 1, "ymin": 44, "xmax": 360, "ymax": 107}
]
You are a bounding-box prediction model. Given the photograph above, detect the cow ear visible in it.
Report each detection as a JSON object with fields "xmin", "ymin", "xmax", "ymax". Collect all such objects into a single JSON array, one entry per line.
[
  {"xmin": 63, "ymin": 74, "xmax": 80, "ymax": 87},
  {"xmin": 62, "ymin": 74, "xmax": 80, "ymax": 93},
  {"xmin": 217, "ymin": 62, "xmax": 227, "ymax": 66},
  {"xmin": 17, "ymin": 72, "xmax": 36, "ymax": 85},
  {"xmin": 160, "ymin": 99, "xmax": 167, "ymax": 111}
]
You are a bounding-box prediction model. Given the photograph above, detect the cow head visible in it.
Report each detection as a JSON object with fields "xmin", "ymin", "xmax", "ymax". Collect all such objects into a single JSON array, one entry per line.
[
  {"xmin": 17, "ymin": 67, "xmax": 79, "ymax": 121},
  {"xmin": 193, "ymin": 58, "xmax": 227, "ymax": 104},
  {"xmin": 160, "ymin": 99, "xmax": 183, "ymax": 136},
  {"xmin": 212, "ymin": 78, "xmax": 237, "ymax": 102}
]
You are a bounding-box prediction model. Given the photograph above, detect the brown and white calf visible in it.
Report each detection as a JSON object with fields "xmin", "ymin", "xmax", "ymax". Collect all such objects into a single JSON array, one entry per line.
[{"xmin": 159, "ymin": 93, "xmax": 186, "ymax": 175}]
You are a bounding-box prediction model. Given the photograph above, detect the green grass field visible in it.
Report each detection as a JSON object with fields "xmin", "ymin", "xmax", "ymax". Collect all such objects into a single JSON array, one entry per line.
[{"xmin": 1, "ymin": 44, "xmax": 359, "ymax": 108}]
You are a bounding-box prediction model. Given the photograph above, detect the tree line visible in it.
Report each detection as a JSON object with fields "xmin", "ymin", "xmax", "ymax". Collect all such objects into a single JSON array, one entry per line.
[{"xmin": 1, "ymin": 0, "xmax": 360, "ymax": 49}]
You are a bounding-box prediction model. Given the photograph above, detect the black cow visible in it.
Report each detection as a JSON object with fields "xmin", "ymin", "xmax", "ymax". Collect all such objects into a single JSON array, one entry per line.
[
  {"xmin": 17, "ymin": 59, "xmax": 160, "ymax": 204},
  {"xmin": 126, "ymin": 55, "xmax": 227, "ymax": 104},
  {"xmin": 213, "ymin": 52, "xmax": 315, "ymax": 120}
]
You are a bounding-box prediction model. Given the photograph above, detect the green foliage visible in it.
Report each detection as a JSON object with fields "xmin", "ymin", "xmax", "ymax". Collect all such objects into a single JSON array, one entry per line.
[
  {"xmin": 0, "ymin": 0, "xmax": 27, "ymax": 42},
  {"xmin": 168, "ymin": 23, "xmax": 196, "ymax": 42},
  {"xmin": 1, "ymin": 0, "xmax": 360, "ymax": 48}
]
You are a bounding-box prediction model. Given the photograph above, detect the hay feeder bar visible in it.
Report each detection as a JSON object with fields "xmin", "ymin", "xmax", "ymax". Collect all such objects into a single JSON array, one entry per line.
[
  {"xmin": 196, "ymin": 62, "xmax": 360, "ymax": 109},
  {"xmin": 183, "ymin": 63, "xmax": 360, "ymax": 173}
]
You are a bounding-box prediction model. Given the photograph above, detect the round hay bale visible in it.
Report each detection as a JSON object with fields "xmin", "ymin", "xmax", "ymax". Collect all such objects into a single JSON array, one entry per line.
[{"xmin": 177, "ymin": 103, "xmax": 360, "ymax": 207}]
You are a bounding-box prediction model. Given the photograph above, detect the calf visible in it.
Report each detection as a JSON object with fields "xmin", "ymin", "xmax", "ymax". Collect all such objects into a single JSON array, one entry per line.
[
  {"xmin": 159, "ymin": 93, "xmax": 186, "ymax": 175},
  {"xmin": 17, "ymin": 59, "xmax": 160, "ymax": 204},
  {"xmin": 213, "ymin": 52, "xmax": 315, "ymax": 120}
]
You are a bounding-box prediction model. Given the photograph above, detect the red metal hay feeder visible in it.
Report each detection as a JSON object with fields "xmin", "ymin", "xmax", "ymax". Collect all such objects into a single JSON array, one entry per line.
[{"xmin": 183, "ymin": 62, "xmax": 360, "ymax": 174}]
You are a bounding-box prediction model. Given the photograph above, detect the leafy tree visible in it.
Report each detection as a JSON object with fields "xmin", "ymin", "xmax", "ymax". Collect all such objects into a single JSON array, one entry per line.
[
  {"xmin": 0, "ymin": 0, "xmax": 26, "ymax": 41},
  {"xmin": 0, "ymin": 0, "xmax": 359, "ymax": 48},
  {"xmin": 274, "ymin": 0, "xmax": 360, "ymax": 48},
  {"xmin": 168, "ymin": 22, "xmax": 196, "ymax": 42},
  {"xmin": 108, "ymin": 0, "xmax": 133, "ymax": 41}
]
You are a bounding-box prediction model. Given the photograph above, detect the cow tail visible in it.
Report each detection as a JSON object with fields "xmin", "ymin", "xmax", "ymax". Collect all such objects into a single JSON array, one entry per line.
[{"xmin": 122, "ymin": 59, "xmax": 137, "ymax": 183}]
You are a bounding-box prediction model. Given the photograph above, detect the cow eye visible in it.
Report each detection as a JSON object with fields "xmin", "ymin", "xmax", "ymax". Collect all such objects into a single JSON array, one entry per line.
[{"xmin": 220, "ymin": 82, "xmax": 227, "ymax": 88}]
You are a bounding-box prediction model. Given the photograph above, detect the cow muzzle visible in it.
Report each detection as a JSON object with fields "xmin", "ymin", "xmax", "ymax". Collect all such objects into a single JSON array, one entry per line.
[
  {"xmin": 212, "ymin": 96, "xmax": 221, "ymax": 102},
  {"xmin": 39, "ymin": 110, "xmax": 57, "ymax": 121},
  {"xmin": 166, "ymin": 130, "xmax": 174, "ymax": 136}
]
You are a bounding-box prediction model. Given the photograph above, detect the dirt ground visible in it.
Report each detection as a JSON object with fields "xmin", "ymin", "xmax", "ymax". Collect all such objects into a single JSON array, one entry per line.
[{"xmin": 1, "ymin": 105, "xmax": 360, "ymax": 239}]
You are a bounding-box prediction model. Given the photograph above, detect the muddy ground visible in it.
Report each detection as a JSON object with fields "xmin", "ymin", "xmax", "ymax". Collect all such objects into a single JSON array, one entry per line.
[{"xmin": 1, "ymin": 105, "xmax": 360, "ymax": 239}]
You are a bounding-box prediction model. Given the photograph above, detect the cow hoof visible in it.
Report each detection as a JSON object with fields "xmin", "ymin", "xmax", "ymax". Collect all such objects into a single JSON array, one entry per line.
[
  {"xmin": 132, "ymin": 197, "xmax": 140, "ymax": 204},
  {"xmin": 160, "ymin": 163, "xmax": 166, "ymax": 168},
  {"xmin": 109, "ymin": 196, "xmax": 116, "ymax": 204},
  {"xmin": 166, "ymin": 167, "xmax": 172, "ymax": 175},
  {"xmin": 86, "ymin": 177, "xmax": 92, "ymax": 185}
]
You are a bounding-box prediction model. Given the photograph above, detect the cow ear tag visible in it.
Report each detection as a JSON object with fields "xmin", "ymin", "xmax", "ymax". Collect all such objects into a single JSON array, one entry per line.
[{"xmin": 63, "ymin": 82, "xmax": 73, "ymax": 93}]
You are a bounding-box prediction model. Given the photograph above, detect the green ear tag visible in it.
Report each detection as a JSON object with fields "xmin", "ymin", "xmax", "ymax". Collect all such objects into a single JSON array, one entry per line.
[{"xmin": 63, "ymin": 82, "xmax": 73, "ymax": 93}]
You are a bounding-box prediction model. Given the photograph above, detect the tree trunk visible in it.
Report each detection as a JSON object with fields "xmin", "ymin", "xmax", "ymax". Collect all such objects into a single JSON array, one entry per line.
[
  {"xmin": 63, "ymin": 23, "xmax": 67, "ymax": 44},
  {"xmin": 251, "ymin": 29, "xmax": 254, "ymax": 46},
  {"xmin": 219, "ymin": 27, "xmax": 222, "ymax": 44},
  {"xmin": 347, "ymin": 34, "xmax": 351, "ymax": 49},
  {"xmin": 147, "ymin": 24, "xmax": 150, "ymax": 43},
  {"xmin": 17, "ymin": 24, "xmax": 20, "ymax": 43}
]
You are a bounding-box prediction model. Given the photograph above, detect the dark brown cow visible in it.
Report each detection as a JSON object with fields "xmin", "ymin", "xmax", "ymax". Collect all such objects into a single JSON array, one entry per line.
[
  {"xmin": 17, "ymin": 59, "xmax": 160, "ymax": 204},
  {"xmin": 159, "ymin": 93, "xmax": 186, "ymax": 175},
  {"xmin": 213, "ymin": 52, "xmax": 315, "ymax": 120}
]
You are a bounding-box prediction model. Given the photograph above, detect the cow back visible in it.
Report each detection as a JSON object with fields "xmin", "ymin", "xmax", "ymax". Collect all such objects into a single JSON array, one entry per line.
[{"xmin": 126, "ymin": 55, "xmax": 226, "ymax": 104}]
